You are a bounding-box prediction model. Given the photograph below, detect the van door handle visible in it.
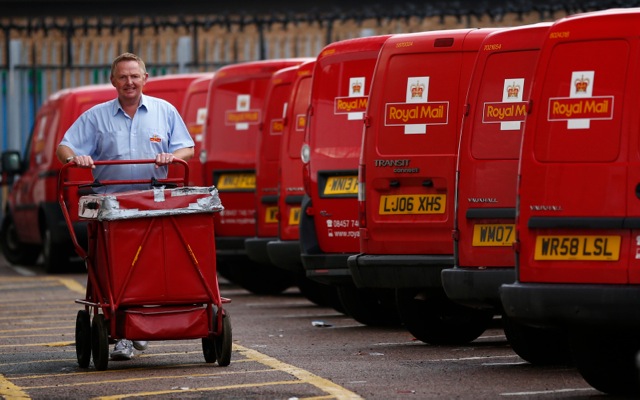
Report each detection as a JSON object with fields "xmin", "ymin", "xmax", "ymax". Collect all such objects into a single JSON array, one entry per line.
[
  {"xmin": 636, "ymin": 183, "xmax": 640, "ymax": 199},
  {"xmin": 389, "ymin": 180, "xmax": 400, "ymax": 188}
]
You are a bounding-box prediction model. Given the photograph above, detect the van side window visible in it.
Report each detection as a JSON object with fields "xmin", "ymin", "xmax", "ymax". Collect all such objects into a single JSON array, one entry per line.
[
  {"xmin": 33, "ymin": 110, "xmax": 60, "ymax": 166},
  {"xmin": 533, "ymin": 40, "xmax": 627, "ymax": 163},
  {"xmin": 287, "ymin": 77, "xmax": 312, "ymax": 159},
  {"xmin": 471, "ymin": 51, "xmax": 538, "ymax": 160}
]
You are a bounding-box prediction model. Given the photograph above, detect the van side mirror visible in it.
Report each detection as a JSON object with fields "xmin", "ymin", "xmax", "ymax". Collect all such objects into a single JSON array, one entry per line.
[{"xmin": 0, "ymin": 150, "xmax": 23, "ymax": 175}]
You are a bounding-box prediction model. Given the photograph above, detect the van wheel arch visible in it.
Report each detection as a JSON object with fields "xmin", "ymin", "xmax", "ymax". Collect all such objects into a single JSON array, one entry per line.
[{"xmin": 0, "ymin": 210, "xmax": 40, "ymax": 265}]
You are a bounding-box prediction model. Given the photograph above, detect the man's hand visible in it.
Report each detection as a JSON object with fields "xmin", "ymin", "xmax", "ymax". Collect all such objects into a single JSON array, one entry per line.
[
  {"xmin": 71, "ymin": 155, "xmax": 95, "ymax": 169},
  {"xmin": 155, "ymin": 152, "xmax": 175, "ymax": 168}
]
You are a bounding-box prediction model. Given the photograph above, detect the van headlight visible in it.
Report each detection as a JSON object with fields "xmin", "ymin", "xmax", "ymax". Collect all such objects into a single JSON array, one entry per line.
[{"xmin": 199, "ymin": 150, "xmax": 207, "ymax": 164}]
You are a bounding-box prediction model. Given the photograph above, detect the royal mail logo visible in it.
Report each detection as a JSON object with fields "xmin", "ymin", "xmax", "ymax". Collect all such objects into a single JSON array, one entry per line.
[
  {"xmin": 334, "ymin": 96, "xmax": 368, "ymax": 114},
  {"xmin": 410, "ymin": 81, "xmax": 425, "ymax": 98},
  {"xmin": 334, "ymin": 77, "xmax": 367, "ymax": 120},
  {"xmin": 226, "ymin": 94, "xmax": 261, "ymax": 130},
  {"xmin": 482, "ymin": 78, "xmax": 527, "ymax": 131},
  {"xmin": 150, "ymin": 134, "xmax": 162, "ymax": 143},
  {"xmin": 384, "ymin": 102, "xmax": 449, "ymax": 126},
  {"xmin": 574, "ymin": 75, "xmax": 589, "ymax": 93},
  {"xmin": 296, "ymin": 114, "xmax": 306, "ymax": 131},
  {"xmin": 507, "ymin": 82, "xmax": 520, "ymax": 98},
  {"xmin": 352, "ymin": 80, "xmax": 362, "ymax": 94},
  {"xmin": 270, "ymin": 118, "xmax": 285, "ymax": 135},
  {"xmin": 547, "ymin": 71, "xmax": 613, "ymax": 129}
]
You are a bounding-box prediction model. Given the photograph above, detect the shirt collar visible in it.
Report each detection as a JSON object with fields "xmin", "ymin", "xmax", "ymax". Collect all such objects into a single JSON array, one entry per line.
[{"xmin": 112, "ymin": 94, "xmax": 149, "ymax": 116}]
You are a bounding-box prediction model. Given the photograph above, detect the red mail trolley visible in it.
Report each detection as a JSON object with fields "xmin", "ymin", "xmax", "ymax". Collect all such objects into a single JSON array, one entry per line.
[{"xmin": 58, "ymin": 159, "xmax": 231, "ymax": 371}]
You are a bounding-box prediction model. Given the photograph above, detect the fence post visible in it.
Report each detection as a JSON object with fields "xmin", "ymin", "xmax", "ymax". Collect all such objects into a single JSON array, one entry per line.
[
  {"xmin": 7, "ymin": 39, "xmax": 22, "ymax": 152},
  {"xmin": 177, "ymin": 36, "xmax": 192, "ymax": 73}
]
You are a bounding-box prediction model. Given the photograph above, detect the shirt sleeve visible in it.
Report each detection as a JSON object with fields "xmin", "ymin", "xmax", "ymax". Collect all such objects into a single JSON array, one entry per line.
[{"xmin": 168, "ymin": 107, "xmax": 195, "ymax": 153}]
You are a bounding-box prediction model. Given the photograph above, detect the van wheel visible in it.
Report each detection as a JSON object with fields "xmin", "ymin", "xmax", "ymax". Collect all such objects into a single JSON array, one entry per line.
[
  {"xmin": 337, "ymin": 285, "xmax": 401, "ymax": 326},
  {"xmin": 218, "ymin": 257, "xmax": 294, "ymax": 295},
  {"xmin": 42, "ymin": 225, "xmax": 70, "ymax": 273},
  {"xmin": 296, "ymin": 277, "xmax": 345, "ymax": 313},
  {"xmin": 0, "ymin": 213, "xmax": 40, "ymax": 265},
  {"xmin": 502, "ymin": 314, "xmax": 571, "ymax": 365},
  {"xmin": 569, "ymin": 330, "xmax": 640, "ymax": 396},
  {"xmin": 395, "ymin": 288, "xmax": 493, "ymax": 345}
]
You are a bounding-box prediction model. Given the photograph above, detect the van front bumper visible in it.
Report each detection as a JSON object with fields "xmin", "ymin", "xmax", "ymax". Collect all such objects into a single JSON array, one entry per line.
[
  {"xmin": 347, "ymin": 254, "xmax": 453, "ymax": 289},
  {"xmin": 441, "ymin": 267, "xmax": 514, "ymax": 310},
  {"xmin": 500, "ymin": 282, "xmax": 640, "ymax": 329}
]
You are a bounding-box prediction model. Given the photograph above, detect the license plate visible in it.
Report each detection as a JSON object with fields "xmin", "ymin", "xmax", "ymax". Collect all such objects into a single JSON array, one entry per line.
[
  {"xmin": 472, "ymin": 224, "xmax": 515, "ymax": 246},
  {"xmin": 217, "ymin": 173, "xmax": 256, "ymax": 190},
  {"xmin": 265, "ymin": 206, "xmax": 278, "ymax": 223},
  {"xmin": 534, "ymin": 235, "xmax": 621, "ymax": 261},
  {"xmin": 288, "ymin": 207, "xmax": 301, "ymax": 225},
  {"xmin": 379, "ymin": 194, "xmax": 446, "ymax": 215},
  {"xmin": 324, "ymin": 176, "xmax": 358, "ymax": 195}
]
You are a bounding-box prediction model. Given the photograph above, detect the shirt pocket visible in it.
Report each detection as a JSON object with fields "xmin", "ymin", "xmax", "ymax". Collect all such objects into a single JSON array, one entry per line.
[
  {"xmin": 144, "ymin": 128, "xmax": 169, "ymax": 155},
  {"xmin": 99, "ymin": 129, "xmax": 131, "ymax": 159}
]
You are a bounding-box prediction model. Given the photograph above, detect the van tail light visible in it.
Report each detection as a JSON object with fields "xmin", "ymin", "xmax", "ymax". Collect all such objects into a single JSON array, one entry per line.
[{"xmin": 358, "ymin": 164, "xmax": 366, "ymax": 228}]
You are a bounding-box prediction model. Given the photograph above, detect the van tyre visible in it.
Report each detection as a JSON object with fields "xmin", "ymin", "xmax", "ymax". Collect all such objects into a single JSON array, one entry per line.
[
  {"xmin": 42, "ymin": 224, "xmax": 71, "ymax": 273},
  {"xmin": 395, "ymin": 288, "xmax": 493, "ymax": 345},
  {"xmin": 501, "ymin": 314, "xmax": 572, "ymax": 365},
  {"xmin": 0, "ymin": 213, "xmax": 40, "ymax": 266},
  {"xmin": 337, "ymin": 285, "xmax": 401, "ymax": 326},
  {"xmin": 296, "ymin": 277, "xmax": 345, "ymax": 313},
  {"xmin": 569, "ymin": 330, "xmax": 640, "ymax": 396}
]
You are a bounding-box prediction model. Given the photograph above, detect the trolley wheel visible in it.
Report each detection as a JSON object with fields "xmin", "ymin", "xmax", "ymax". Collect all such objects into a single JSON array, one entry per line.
[
  {"xmin": 91, "ymin": 314, "xmax": 109, "ymax": 371},
  {"xmin": 202, "ymin": 311, "xmax": 232, "ymax": 366},
  {"xmin": 75, "ymin": 310, "xmax": 91, "ymax": 368}
]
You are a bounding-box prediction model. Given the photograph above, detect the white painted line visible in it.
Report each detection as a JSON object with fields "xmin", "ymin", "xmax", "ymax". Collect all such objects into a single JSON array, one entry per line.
[
  {"xmin": 11, "ymin": 266, "xmax": 36, "ymax": 276},
  {"xmin": 501, "ymin": 387, "xmax": 596, "ymax": 396}
]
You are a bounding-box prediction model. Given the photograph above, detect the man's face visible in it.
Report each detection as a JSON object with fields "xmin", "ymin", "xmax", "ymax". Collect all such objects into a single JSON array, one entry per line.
[{"xmin": 111, "ymin": 60, "xmax": 148, "ymax": 103}]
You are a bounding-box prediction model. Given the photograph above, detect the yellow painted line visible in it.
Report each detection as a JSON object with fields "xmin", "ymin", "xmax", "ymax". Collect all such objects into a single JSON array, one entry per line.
[
  {"xmin": 56, "ymin": 278, "xmax": 86, "ymax": 295},
  {"xmin": 237, "ymin": 344, "xmax": 363, "ymax": 400},
  {"xmin": 0, "ymin": 373, "xmax": 30, "ymax": 399},
  {"xmin": 94, "ymin": 380, "xmax": 304, "ymax": 400},
  {"xmin": 22, "ymin": 368, "xmax": 278, "ymax": 389},
  {"xmin": 0, "ymin": 326, "xmax": 74, "ymax": 336}
]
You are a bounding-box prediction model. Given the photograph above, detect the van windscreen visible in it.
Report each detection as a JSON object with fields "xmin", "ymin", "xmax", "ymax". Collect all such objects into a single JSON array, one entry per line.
[{"xmin": 533, "ymin": 40, "xmax": 627, "ymax": 163}]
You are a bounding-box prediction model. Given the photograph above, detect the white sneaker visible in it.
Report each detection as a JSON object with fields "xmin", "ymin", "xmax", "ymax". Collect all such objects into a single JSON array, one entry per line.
[
  {"xmin": 133, "ymin": 340, "xmax": 148, "ymax": 351},
  {"xmin": 111, "ymin": 339, "xmax": 134, "ymax": 361}
]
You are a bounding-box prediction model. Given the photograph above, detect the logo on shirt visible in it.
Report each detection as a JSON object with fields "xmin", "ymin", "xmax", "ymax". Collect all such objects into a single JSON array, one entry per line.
[{"xmin": 150, "ymin": 134, "xmax": 162, "ymax": 143}]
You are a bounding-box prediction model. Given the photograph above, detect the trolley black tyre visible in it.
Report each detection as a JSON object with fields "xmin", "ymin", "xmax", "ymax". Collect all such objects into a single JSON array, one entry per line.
[
  {"xmin": 395, "ymin": 288, "xmax": 493, "ymax": 345},
  {"xmin": 502, "ymin": 314, "xmax": 571, "ymax": 365},
  {"xmin": 0, "ymin": 213, "xmax": 40, "ymax": 266},
  {"xmin": 75, "ymin": 310, "xmax": 92, "ymax": 368},
  {"xmin": 91, "ymin": 314, "xmax": 109, "ymax": 371},
  {"xmin": 215, "ymin": 312, "xmax": 232, "ymax": 367},
  {"xmin": 337, "ymin": 285, "xmax": 401, "ymax": 326},
  {"xmin": 569, "ymin": 330, "xmax": 640, "ymax": 396}
]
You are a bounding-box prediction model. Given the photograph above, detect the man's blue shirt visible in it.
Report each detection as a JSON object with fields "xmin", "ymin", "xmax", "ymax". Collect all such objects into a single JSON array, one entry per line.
[{"xmin": 60, "ymin": 94, "xmax": 194, "ymax": 192}]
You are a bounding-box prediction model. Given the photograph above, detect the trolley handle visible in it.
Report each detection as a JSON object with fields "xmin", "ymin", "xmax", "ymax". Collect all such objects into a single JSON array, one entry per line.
[{"xmin": 57, "ymin": 158, "xmax": 190, "ymax": 260}]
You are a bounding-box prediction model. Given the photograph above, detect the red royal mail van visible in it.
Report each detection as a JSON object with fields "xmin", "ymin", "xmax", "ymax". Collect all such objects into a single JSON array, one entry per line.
[
  {"xmin": 500, "ymin": 9, "xmax": 640, "ymax": 395},
  {"xmin": 267, "ymin": 60, "xmax": 315, "ymax": 272},
  {"xmin": 348, "ymin": 28, "xmax": 499, "ymax": 343},
  {"xmin": 261, "ymin": 60, "xmax": 343, "ymax": 309},
  {"xmin": 0, "ymin": 84, "xmax": 116, "ymax": 272},
  {"xmin": 179, "ymin": 73, "xmax": 215, "ymax": 186},
  {"xmin": 245, "ymin": 62, "xmax": 312, "ymax": 267},
  {"xmin": 439, "ymin": 23, "xmax": 568, "ymax": 364},
  {"xmin": 200, "ymin": 59, "xmax": 307, "ymax": 294},
  {"xmin": 299, "ymin": 35, "xmax": 401, "ymax": 326}
]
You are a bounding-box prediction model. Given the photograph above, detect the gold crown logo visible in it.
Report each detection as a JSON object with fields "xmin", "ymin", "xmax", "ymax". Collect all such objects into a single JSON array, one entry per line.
[
  {"xmin": 410, "ymin": 81, "xmax": 425, "ymax": 98},
  {"xmin": 352, "ymin": 80, "xmax": 362, "ymax": 94},
  {"xmin": 507, "ymin": 82, "xmax": 520, "ymax": 98},
  {"xmin": 575, "ymin": 75, "xmax": 590, "ymax": 93}
]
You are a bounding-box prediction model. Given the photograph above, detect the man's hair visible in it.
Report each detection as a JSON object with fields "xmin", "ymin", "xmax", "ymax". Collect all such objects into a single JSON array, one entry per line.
[{"xmin": 110, "ymin": 53, "xmax": 147, "ymax": 78}]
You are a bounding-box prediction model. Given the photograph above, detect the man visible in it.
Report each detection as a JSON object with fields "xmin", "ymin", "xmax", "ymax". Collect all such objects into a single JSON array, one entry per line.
[{"xmin": 56, "ymin": 53, "xmax": 195, "ymax": 360}]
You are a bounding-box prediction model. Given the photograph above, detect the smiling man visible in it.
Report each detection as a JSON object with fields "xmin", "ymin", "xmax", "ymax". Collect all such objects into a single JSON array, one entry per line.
[{"xmin": 56, "ymin": 52, "xmax": 194, "ymax": 194}]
